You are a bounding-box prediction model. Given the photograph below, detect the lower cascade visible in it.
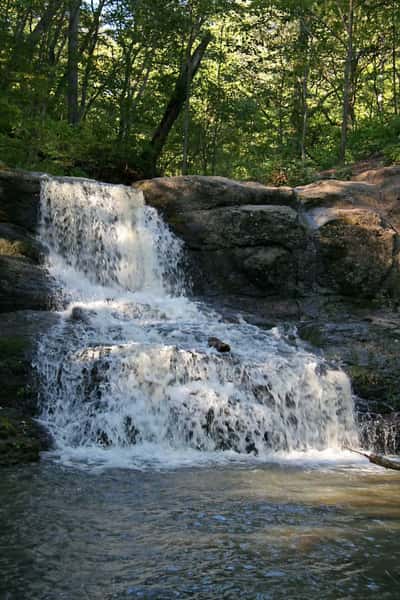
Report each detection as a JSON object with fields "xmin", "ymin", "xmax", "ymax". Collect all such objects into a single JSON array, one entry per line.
[{"xmin": 36, "ymin": 177, "xmax": 358, "ymax": 467}]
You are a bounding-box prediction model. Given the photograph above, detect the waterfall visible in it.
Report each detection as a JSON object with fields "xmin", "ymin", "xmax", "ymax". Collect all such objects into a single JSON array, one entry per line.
[{"xmin": 36, "ymin": 177, "xmax": 358, "ymax": 468}]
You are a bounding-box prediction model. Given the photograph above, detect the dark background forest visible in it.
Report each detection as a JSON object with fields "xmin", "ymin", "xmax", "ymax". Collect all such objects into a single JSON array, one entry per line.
[{"xmin": 1, "ymin": 0, "xmax": 400, "ymax": 184}]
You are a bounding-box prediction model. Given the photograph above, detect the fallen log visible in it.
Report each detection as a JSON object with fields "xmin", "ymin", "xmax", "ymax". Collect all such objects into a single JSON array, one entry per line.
[{"xmin": 345, "ymin": 447, "xmax": 400, "ymax": 471}]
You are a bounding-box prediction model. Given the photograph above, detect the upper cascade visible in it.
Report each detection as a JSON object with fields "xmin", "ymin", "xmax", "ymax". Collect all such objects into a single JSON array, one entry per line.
[
  {"xmin": 36, "ymin": 176, "xmax": 358, "ymax": 468},
  {"xmin": 40, "ymin": 178, "xmax": 184, "ymax": 297}
]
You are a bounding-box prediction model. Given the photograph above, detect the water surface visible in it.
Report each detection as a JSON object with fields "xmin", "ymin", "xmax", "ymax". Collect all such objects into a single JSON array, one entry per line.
[{"xmin": 1, "ymin": 461, "xmax": 399, "ymax": 599}]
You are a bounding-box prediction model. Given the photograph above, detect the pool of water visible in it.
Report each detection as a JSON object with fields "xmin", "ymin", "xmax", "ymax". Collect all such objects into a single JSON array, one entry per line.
[{"xmin": 1, "ymin": 460, "xmax": 399, "ymax": 599}]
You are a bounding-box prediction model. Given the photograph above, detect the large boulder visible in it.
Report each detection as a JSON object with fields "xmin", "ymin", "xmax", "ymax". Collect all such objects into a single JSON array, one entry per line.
[
  {"xmin": 295, "ymin": 179, "xmax": 380, "ymax": 210},
  {"xmin": 136, "ymin": 175, "xmax": 296, "ymax": 214},
  {"xmin": 136, "ymin": 177, "xmax": 308, "ymax": 298},
  {"xmin": 352, "ymin": 166, "xmax": 400, "ymax": 233},
  {"xmin": 0, "ymin": 256, "xmax": 54, "ymax": 312},
  {"xmin": 137, "ymin": 174, "xmax": 400, "ymax": 306},
  {"xmin": 316, "ymin": 209, "xmax": 398, "ymax": 298}
]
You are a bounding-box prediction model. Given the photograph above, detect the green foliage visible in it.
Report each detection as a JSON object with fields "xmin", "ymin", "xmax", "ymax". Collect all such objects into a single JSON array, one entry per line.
[
  {"xmin": 347, "ymin": 117, "xmax": 400, "ymax": 160},
  {"xmin": 0, "ymin": 0, "xmax": 399, "ymax": 180}
]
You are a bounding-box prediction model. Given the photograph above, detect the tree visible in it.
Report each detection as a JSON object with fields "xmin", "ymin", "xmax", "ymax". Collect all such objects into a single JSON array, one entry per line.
[
  {"xmin": 143, "ymin": 31, "xmax": 212, "ymax": 176},
  {"xmin": 67, "ymin": 0, "xmax": 81, "ymax": 125},
  {"xmin": 1, "ymin": 0, "xmax": 400, "ymax": 181},
  {"xmin": 339, "ymin": 0, "xmax": 354, "ymax": 164}
]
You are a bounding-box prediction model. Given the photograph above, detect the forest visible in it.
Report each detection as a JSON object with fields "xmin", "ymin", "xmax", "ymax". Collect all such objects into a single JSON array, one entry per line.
[{"xmin": 1, "ymin": 0, "xmax": 400, "ymax": 184}]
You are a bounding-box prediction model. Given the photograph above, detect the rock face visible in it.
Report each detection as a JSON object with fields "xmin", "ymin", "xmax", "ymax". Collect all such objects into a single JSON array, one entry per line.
[
  {"xmin": 0, "ymin": 169, "xmax": 56, "ymax": 465},
  {"xmin": 137, "ymin": 169, "xmax": 400, "ymax": 452},
  {"xmin": 136, "ymin": 171, "xmax": 400, "ymax": 310}
]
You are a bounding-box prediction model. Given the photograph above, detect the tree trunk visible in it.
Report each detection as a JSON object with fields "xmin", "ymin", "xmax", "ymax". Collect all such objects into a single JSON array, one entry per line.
[
  {"xmin": 118, "ymin": 43, "xmax": 142, "ymax": 141},
  {"xmin": 144, "ymin": 33, "xmax": 212, "ymax": 176},
  {"xmin": 27, "ymin": 0, "xmax": 60, "ymax": 48},
  {"xmin": 393, "ymin": 0, "xmax": 398, "ymax": 115},
  {"xmin": 181, "ymin": 73, "xmax": 191, "ymax": 175},
  {"xmin": 0, "ymin": 0, "xmax": 60, "ymax": 91},
  {"xmin": 339, "ymin": 0, "xmax": 354, "ymax": 164},
  {"xmin": 79, "ymin": 0, "xmax": 106, "ymax": 120},
  {"xmin": 67, "ymin": 0, "xmax": 80, "ymax": 126},
  {"xmin": 210, "ymin": 22, "xmax": 225, "ymax": 175},
  {"xmin": 292, "ymin": 15, "xmax": 310, "ymax": 160}
]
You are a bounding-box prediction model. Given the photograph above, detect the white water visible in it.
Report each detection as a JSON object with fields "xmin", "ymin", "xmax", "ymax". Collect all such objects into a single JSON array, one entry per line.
[{"xmin": 36, "ymin": 177, "xmax": 359, "ymax": 469}]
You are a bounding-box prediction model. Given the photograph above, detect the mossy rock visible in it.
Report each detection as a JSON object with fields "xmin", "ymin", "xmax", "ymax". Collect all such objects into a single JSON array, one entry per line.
[
  {"xmin": 347, "ymin": 365, "xmax": 400, "ymax": 413},
  {"xmin": 0, "ymin": 237, "xmax": 36, "ymax": 260},
  {"xmin": 0, "ymin": 335, "xmax": 36, "ymax": 412},
  {"xmin": 0, "ymin": 223, "xmax": 46, "ymax": 263},
  {"xmin": 0, "ymin": 335, "xmax": 27, "ymax": 360},
  {"xmin": 0, "ymin": 409, "xmax": 49, "ymax": 465},
  {"xmin": 297, "ymin": 324, "xmax": 324, "ymax": 348},
  {"xmin": 0, "ymin": 255, "xmax": 52, "ymax": 312}
]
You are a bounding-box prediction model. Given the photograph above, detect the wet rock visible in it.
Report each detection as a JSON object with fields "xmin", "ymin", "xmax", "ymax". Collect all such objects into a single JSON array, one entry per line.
[
  {"xmin": 358, "ymin": 412, "xmax": 400, "ymax": 454},
  {"xmin": 0, "ymin": 223, "xmax": 47, "ymax": 262},
  {"xmin": 208, "ymin": 337, "xmax": 231, "ymax": 353},
  {"xmin": 298, "ymin": 310, "xmax": 400, "ymax": 450},
  {"xmin": 0, "ymin": 256, "xmax": 54, "ymax": 312},
  {"xmin": 0, "ymin": 169, "xmax": 42, "ymax": 232},
  {"xmin": 125, "ymin": 416, "xmax": 140, "ymax": 444},
  {"xmin": 70, "ymin": 305, "xmax": 92, "ymax": 323},
  {"xmin": 81, "ymin": 359, "xmax": 110, "ymax": 401},
  {"xmin": 0, "ymin": 408, "xmax": 51, "ymax": 466},
  {"xmin": 139, "ymin": 172, "xmax": 400, "ymax": 306},
  {"xmin": 317, "ymin": 209, "xmax": 397, "ymax": 298},
  {"xmin": 240, "ymin": 246, "xmax": 294, "ymax": 293},
  {"xmin": 0, "ymin": 311, "xmax": 58, "ymax": 465},
  {"xmin": 203, "ymin": 407, "xmax": 215, "ymax": 435},
  {"xmin": 96, "ymin": 430, "xmax": 111, "ymax": 447},
  {"xmin": 0, "ymin": 311, "xmax": 59, "ymax": 414}
]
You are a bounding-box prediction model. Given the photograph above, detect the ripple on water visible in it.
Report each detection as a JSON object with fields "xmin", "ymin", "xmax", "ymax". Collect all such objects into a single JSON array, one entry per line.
[{"xmin": 0, "ymin": 463, "xmax": 399, "ymax": 599}]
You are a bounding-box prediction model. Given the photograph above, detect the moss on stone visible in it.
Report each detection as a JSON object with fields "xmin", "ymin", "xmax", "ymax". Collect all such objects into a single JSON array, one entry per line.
[
  {"xmin": 0, "ymin": 336, "xmax": 34, "ymax": 412},
  {"xmin": 0, "ymin": 410, "xmax": 43, "ymax": 465},
  {"xmin": 297, "ymin": 325, "xmax": 324, "ymax": 348},
  {"xmin": 0, "ymin": 335, "xmax": 27, "ymax": 360},
  {"xmin": 348, "ymin": 365, "xmax": 400, "ymax": 412},
  {"xmin": 0, "ymin": 415, "xmax": 17, "ymax": 437},
  {"xmin": 0, "ymin": 238, "xmax": 37, "ymax": 260}
]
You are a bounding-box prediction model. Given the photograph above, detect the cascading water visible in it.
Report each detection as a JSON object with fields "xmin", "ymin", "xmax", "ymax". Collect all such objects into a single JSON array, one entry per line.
[{"xmin": 36, "ymin": 177, "xmax": 359, "ymax": 468}]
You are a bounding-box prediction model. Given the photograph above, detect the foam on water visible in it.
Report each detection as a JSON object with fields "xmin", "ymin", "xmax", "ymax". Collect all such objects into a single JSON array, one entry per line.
[{"xmin": 36, "ymin": 177, "xmax": 359, "ymax": 469}]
